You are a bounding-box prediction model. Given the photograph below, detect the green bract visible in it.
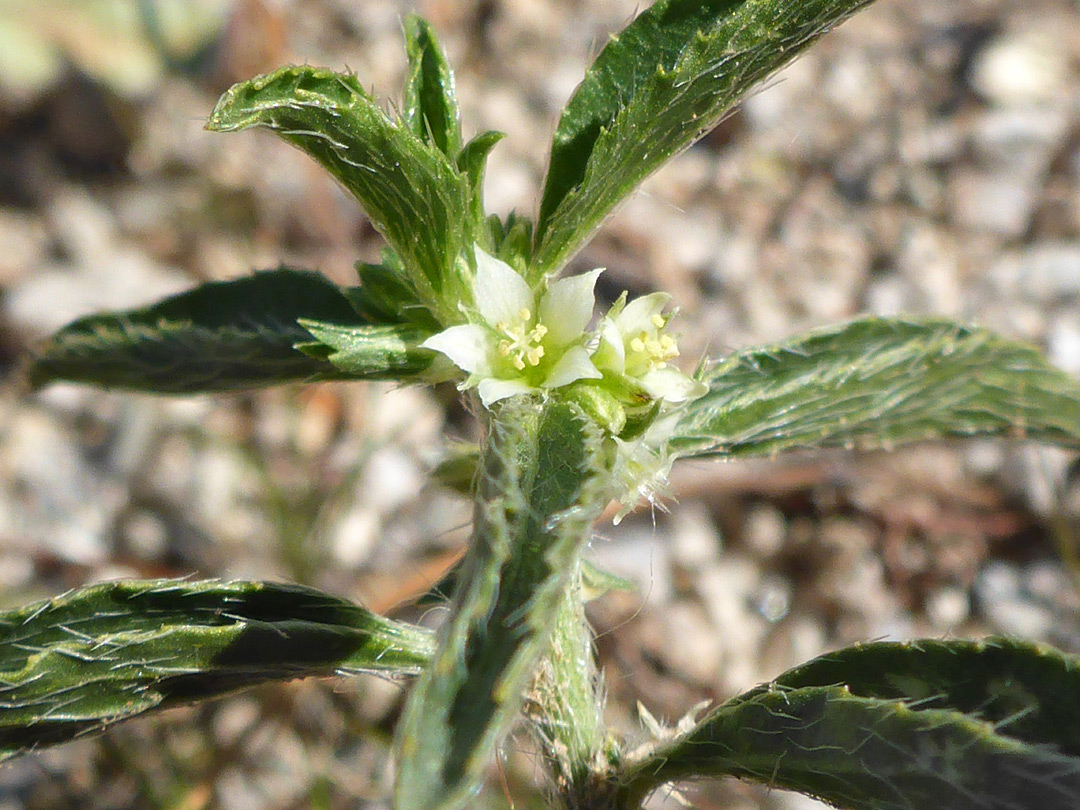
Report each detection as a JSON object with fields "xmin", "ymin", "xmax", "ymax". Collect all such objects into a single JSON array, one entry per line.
[{"xmin": 17, "ymin": 3, "xmax": 1080, "ymax": 810}]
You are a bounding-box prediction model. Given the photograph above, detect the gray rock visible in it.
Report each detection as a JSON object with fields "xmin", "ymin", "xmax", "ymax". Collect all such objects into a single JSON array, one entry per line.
[{"xmin": 991, "ymin": 242, "xmax": 1080, "ymax": 301}]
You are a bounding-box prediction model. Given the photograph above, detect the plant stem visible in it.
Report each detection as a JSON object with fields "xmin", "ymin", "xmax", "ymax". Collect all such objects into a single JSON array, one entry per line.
[
  {"xmin": 527, "ymin": 571, "xmax": 618, "ymax": 809},
  {"xmin": 394, "ymin": 395, "xmax": 613, "ymax": 810}
]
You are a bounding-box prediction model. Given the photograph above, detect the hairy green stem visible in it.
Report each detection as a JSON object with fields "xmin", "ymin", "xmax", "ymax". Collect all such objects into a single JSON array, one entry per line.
[
  {"xmin": 394, "ymin": 395, "xmax": 613, "ymax": 810},
  {"xmin": 528, "ymin": 571, "xmax": 620, "ymax": 809}
]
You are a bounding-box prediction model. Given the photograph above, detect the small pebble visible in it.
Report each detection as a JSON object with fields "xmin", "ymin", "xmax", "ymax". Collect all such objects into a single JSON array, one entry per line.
[{"xmin": 969, "ymin": 29, "xmax": 1070, "ymax": 107}]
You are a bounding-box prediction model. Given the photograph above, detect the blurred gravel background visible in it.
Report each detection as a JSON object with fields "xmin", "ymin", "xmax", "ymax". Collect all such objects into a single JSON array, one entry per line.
[{"xmin": 2, "ymin": 0, "xmax": 1080, "ymax": 808}]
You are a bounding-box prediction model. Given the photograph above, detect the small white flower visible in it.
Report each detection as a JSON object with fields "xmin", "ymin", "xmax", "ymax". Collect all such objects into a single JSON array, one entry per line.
[
  {"xmin": 422, "ymin": 248, "xmax": 602, "ymax": 407},
  {"xmin": 593, "ymin": 292, "xmax": 707, "ymax": 404}
]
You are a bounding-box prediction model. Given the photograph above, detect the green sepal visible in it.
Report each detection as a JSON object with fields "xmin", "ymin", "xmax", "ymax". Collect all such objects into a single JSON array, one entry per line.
[
  {"xmin": 619, "ymin": 399, "xmax": 663, "ymax": 441},
  {"xmin": 616, "ymin": 638, "xmax": 1080, "ymax": 810},
  {"xmin": 0, "ymin": 579, "xmax": 434, "ymax": 762},
  {"xmin": 535, "ymin": 0, "xmax": 873, "ymax": 276},
  {"xmin": 207, "ymin": 65, "xmax": 470, "ymax": 324},
  {"xmin": 298, "ymin": 321, "xmax": 436, "ymax": 381},
  {"xmin": 672, "ymin": 317, "xmax": 1080, "ymax": 459},
  {"xmin": 403, "ymin": 14, "xmax": 462, "ymax": 157},
  {"xmin": 29, "ymin": 269, "xmax": 362, "ymax": 394},
  {"xmin": 563, "ymin": 381, "xmax": 627, "ymax": 436}
]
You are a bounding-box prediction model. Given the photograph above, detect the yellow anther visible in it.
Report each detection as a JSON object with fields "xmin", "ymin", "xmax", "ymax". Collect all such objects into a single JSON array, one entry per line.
[
  {"xmin": 493, "ymin": 307, "xmax": 550, "ymax": 375},
  {"xmin": 630, "ymin": 336, "xmax": 646, "ymax": 353},
  {"xmin": 651, "ymin": 313, "xmax": 666, "ymax": 329}
]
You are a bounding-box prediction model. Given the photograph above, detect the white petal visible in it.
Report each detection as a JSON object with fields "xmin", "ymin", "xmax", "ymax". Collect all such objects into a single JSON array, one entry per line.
[
  {"xmin": 614, "ymin": 292, "xmax": 671, "ymax": 336},
  {"xmin": 543, "ymin": 345, "xmax": 602, "ymax": 388},
  {"xmin": 474, "ymin": 248, "xmax": 534, "ymax": 326},
  {"xmin": 638, "ymin": 367, "xmax": 708, "ymax": 403},
  {"xmin": 477, "ymin": 377, "xmax": 535, "ymax": 406},
  {"xmin": 592, "ymin": 317, "xmax": 626, "ymax": 374},
  {"xmin": 538, "ymin": 268, "xmax": 603, "ymax": 346},
  {"xmin": 421, "ymin": 325, "xmax": 494, "ymax": 375}
]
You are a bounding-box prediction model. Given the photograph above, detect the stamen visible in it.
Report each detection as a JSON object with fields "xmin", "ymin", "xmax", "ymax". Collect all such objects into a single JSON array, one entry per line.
[
  {"xmin": 627, "ymin": 319, "xmax": 681, "ymax": 371},
  {"xmin": 494, "ymin": 308, "xmax": 549, "ymax": 374}
]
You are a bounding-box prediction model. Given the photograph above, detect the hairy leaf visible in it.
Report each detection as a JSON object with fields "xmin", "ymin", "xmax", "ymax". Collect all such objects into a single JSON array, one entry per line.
[
  {"xmin": 616, "ymin": 639, "xmax": 1080, "ymax": 810},
  {"xmin": 394, "ymin": 397, "xmax": 611, "ymax": 810},
  {"xmin": 403, "ymin": 14, "xmax": 462, "ymax": 157},
  {"xmin": 207, "ymin": 65, "xmax": 470, "ymax": 324},
  {"xmin": 769, "ymin": 638, "xmax": 1080, "ymax": 757},
  {"xmin": 0, "ymin": 579, "xmax": 434, "ymax": 761},
  {"xmin": 29, "ymin": 270, "xmax": 363, "ymax": 393},
  {"xmin": 671, "ymin": 317, "xmax": 1080, "ymax": 459},
  {"xmin": 457, "ymin": 130, "xmax": 506, "ymax": 240},
  {"xmin": 535, "ymin": 0, "xmax": 873, "ymax": 276}
]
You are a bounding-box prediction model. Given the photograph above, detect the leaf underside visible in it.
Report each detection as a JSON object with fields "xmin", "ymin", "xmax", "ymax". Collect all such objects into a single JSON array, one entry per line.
[
  {"xmin": 671, "ymin": 317, "xmax": 1080, "ymax": 459},
  {"xmin": 623, "ymin": 638, "xmax": 1080, "ymax": 810},
  {"xmin": 535, "ymin": 0, "xmax": 873, "ymax": 276},
  {"xmin": 0, "ymin": 579, "xmax": 434, "ymax": 761},
  {"xmin": 29, "ymin": 270, "xmax": 363, "ymax": 394}
]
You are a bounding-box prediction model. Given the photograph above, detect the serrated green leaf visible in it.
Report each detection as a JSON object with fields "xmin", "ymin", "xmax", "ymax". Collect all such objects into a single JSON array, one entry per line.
[
  {"xmin": 29, "ymin": 270, "xmax": 364, "ymax": 394},
  {"xmin": 298, "ymin": 320, "xmax": 434, "ymax": 380},
  {"xmin": 670, "ymin": 317, "xmax": 1080, "ymax": 459},
  {"xmin": 534, "ymin": 0, "xmax": 873, "ymax": 276},
  {"xmin": 403, "ymin": 14, "xmax": 462, "ymax": 157},
  {"xmin": 207, "ymin": 65, "xmax": 470, "ymax": 324},
  {"xmin": 0, "ymin": 579, "xmax": 434, "ymax": 761},
  {"xmin": 616, "ymin": 639, "xmax": 1080, "ymax": 810},
  {"xmin": 770, "ymin": 638, "xmax": 1080, "ymax": 757},
  {"xmin": 394, "ymin": 397, "xmax": 611, "ymax": 810}
]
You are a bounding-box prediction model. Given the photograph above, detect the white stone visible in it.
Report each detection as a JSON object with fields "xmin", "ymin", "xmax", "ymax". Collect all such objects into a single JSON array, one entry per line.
[{"xmin": 970, "ymin": 30, "xmax": 1070, "ymax": 107}]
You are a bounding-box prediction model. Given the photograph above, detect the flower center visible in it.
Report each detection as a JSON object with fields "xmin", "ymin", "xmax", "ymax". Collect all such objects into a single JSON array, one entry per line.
[
  {"xmin": 496, "ymin": 308, "xmax": 549, "ymax": 371},
  {"xmin": 627, "ymin": 313, "xmax": 679, "ymax": 371}
]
